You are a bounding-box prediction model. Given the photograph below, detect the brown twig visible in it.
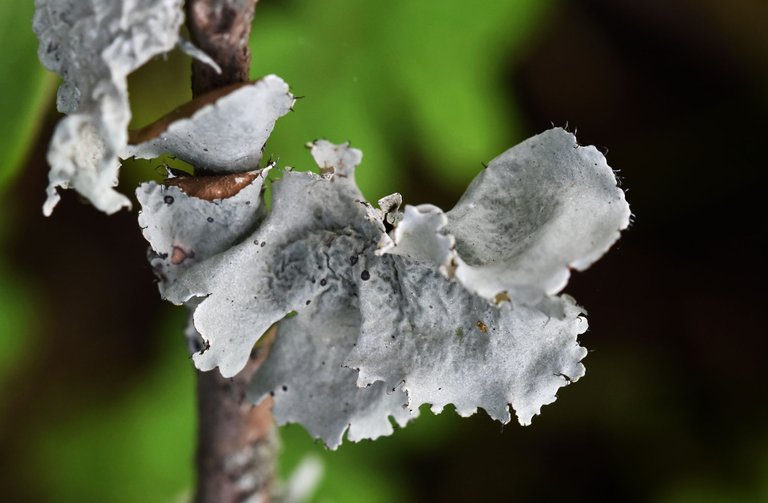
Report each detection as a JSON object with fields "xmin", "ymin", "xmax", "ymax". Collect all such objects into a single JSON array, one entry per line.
[
  {"xmin": 186, "ymin": 0, "xmax": 257, "ymax": 96},
  {"xmin": 184, "ymin": 2, "xmax": 278, "ymax": 502},
  {"xmin": 194, "ymin": 329, "xmax": 277, "ymax": 503}
]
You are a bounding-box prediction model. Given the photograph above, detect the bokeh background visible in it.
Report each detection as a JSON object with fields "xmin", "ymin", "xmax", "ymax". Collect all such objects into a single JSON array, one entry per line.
[{"xmin": 1, "ymin": 0, "xmax": 767, "ymax": 501}]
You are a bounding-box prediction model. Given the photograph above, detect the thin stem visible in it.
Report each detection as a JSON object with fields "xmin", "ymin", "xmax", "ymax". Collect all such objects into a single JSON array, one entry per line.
[
  {"xmin": 184, "ymin": 2, "xmax": 278, "ymax": 502},
  {"xmin": 194, "ymin": 331, "xmax": 278, "ymax": 503},
  {"xmin": 186, "ymin": 0, "xmax": 257, "ymax": 96}
]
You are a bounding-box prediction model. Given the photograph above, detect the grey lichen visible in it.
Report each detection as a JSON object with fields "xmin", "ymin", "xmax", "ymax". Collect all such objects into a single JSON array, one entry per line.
[
  {"xmin": 346, "ymin": 261, "xmax": 588, "ymax": 425},
  {"xmin": 159, "ymin": 147, "xmax": 377, "ymax": 378},
  {"xmin": 248, "ymin": 291, "xmax": 414, "ymax": 449},
  {"xmin": 137, "ymin": 127, "xmax": 630, "ymax": 448},
  {"xmin": 35, "ymin": 0, "xmax": 631, "ymax": 456},
  {"xmin": 137, "ymin": 170, "xmax": 269, "ymax": 286},
  {"xmin": 378, "ymin": 129, "xmax": 631, "ymax": 305},
  {"xmin": 444, "ymin": 129, "xmax": 631, "ymax": 304},
  {"xmin": 126, "ymin": 76, "xmax": 294, "ymax": 173},
  {"xmin": 34, "ymin": 0, "xmax": 216, "ymax": 214}
]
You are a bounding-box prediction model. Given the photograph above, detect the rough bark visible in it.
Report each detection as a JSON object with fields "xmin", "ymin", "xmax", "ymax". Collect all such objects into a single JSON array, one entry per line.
[
  {"xmin": 194, "ymin": 330, "xmax": 277, "ymax": 503},
  {"xmin": 185, "ymin": 2, "xmax": 278, "ymax": 502},
  {"xmin": 186, "ymin": 0, "xmax": 258, "ymax": 96}
]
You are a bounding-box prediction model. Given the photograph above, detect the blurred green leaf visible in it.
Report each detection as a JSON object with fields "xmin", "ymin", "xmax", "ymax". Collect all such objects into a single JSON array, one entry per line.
[
  {"xmin": 279, "ymin": 423, "xmax": 409, "ymax": 503},
  {"xmin": 0, "ymin": 1, "xmax": 55, "ymax": 191},
  {"xmin": 0, "ymin": 264, "xmax": 37, "ymax": 422},
  {"xmin": 34, "ymin": 311, "xmax": 195, "ymax": 503},
  {"xmin": 0, "ymin": 212, "xmax": 38, "ymax": 423},
  {"xmin": 251, "ymin": 0, "xmax": 552, "ymax": 201},
  {"xmin": 277, "ymin": 405, "xmax": 469, "ymax": 503}
]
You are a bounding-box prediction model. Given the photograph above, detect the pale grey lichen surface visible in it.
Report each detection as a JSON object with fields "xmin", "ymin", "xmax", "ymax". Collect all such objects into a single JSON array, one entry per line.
[
  {"xmin": 33, "ymin": 0, "xmax": 218, "ymax": 215},
  {"xmin": 378, "ymin": 129, "xmax": 631, "ymax": 305},
  {"xmin": 137, "ymin": 130, "xmax": 630, "ymax": 448},
  {"xmin": 161, "ymin": 144, "xmax": 376, "ymax": 378},
  {"xmin": 346, "ymin": 264, "xmax": 588, "ymax": 425},
  {"xmin": 444, "ymin": 129, "xmax": 631, "ymax": 304},
  {"xmin": 125, "ymin": 76, "xmax": 294, "ymax": 173},
  {"xmin": 136, "ymin": 170, "xmax": 269, "ymax": 286},
  {"xmin": 249, "ymin": 292, "xmax": 414, "ymax": 449}
]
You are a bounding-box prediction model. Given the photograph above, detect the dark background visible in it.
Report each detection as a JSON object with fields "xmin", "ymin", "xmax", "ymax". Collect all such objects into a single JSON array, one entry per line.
[{"xmin": 1, "ymin": 0, "xmax": 766, "ymax": 501}]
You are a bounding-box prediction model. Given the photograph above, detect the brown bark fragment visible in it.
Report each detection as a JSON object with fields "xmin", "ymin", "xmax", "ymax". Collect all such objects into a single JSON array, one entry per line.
[{"xmin": 166, "ymin": 170, "xmax": 260, "ymax": 201}]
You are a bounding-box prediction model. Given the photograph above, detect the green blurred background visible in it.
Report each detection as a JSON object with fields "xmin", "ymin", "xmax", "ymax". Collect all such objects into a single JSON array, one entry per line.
[{"xmin": 1, "ymin": 0, "xmax": 767, "ymax": 501}]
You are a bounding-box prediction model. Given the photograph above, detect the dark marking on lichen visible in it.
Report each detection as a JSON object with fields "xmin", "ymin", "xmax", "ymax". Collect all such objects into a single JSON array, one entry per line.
[
  {"xmin": 164, "ymin": 195, "xmax": 175, "ymax": 205},
  {"xmin": 360, "ymin": 270, "xmax": 370, "ymax": 281}
]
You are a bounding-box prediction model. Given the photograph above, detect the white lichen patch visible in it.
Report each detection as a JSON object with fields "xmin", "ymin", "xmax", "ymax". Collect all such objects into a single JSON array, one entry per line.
[
  {"xmin": 159, "ymin": 160, "xmax": 378, "ymax": 378},
  {"xmin": 445, "ymin": 128, "xmax": 631, "ymax": 303},
  {"xmin": 136, "ymin": 134, "xmax": 629, "ymax": 445},
  {"xmin": 34, "ymin": 0, "xmax": 188, "ymax": 214},
  {"xmin": 249, "ymin": 292, "xmax": 414, "ymax": 449},
  {"xmin": 309, "ymin": 140, "xmax": 363, "ymax": 178},
  {"xmin": 376, "ymin": 204, "xmax": 455, "ymax": 276},
  {"xmin": 345, "ymin": 257, "xmax": 588, "ymax": 425},
  {"xmin": 136, "ymin": 169, "xmax": 269, "ymax": 287},
  {"xmin": 377, "ymin": 128, "xmax": 631, "ymax": 305},
  {"xmin": 37, "ymin": 0, "xmax": 630, "ymax": 449},
  {"xmin": 125, "ymin": 76, "xmax": 294, "ymax": 173}
]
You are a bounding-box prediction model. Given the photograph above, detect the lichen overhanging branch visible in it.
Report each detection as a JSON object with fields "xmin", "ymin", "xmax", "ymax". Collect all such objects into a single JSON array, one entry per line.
[{"xmin": 32, "ymin": 0, "xmax": 631, "ymax": 480}]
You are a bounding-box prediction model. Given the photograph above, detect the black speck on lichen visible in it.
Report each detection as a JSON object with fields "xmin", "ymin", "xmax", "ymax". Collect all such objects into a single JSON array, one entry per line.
[
  {"xmin": 361, "ymin": 270, "xmax": 370, "ymax": 281},
  {"xmin": 163, "ymin": 195, "xmax": 174, "ymax": 205}
]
